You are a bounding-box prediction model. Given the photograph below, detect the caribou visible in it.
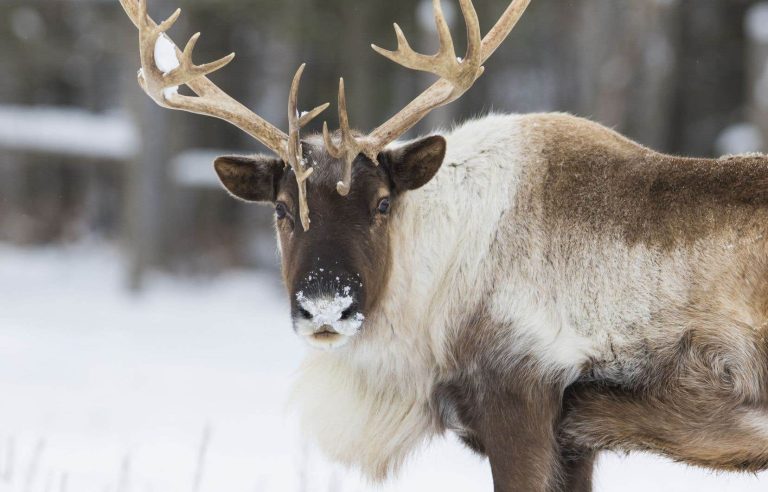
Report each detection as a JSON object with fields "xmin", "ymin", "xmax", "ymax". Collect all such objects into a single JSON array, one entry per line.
[{"xmin": 120, "ymin": 0, "xmax": 768, "ymax": 490}]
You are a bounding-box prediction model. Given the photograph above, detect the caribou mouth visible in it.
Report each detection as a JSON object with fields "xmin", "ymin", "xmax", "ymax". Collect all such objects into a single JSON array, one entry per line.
[
  {"xmin": 314, "ymin": 325, "xmax": 339, "ymax": 337},
  {"xmin": 303, "ymin": 325, "xmax": 351, "ymax": 349}
]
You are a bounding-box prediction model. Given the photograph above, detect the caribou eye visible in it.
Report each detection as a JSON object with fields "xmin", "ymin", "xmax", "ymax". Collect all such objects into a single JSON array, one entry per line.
[
  {"xmin": 377, "ymin": 197, "xmax": 391, "ymax": 215},
  {"xmin": 275, "ymin": 202, "xmax": 288, "ymax": 220}
]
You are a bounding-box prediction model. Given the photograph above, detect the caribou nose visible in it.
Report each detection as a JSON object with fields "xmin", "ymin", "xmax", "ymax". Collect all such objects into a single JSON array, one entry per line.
[
  {"xmin": 294, "ymin": 291, "xmax": 362, "ymax": 331},
  {"xmin": 291, "ymin": 266, "xmax": 365, "ymax": 349},
  {"xmin": 291, "ymin": 286, "xmax": 365, "ymax": 348}
]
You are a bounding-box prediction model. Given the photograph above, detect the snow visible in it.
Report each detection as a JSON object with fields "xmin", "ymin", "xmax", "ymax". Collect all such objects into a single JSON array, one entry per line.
[
  {"xmin": 716, "ymin": 123, "xmax": 764, "ymax": 155},
  {"xmin": 756, "ymin": 61, "xmax": 768, "ymax": 110},
  {"xmin": 295, "ymin": 291, "xmax": 363, "ymax": 336},
  {"xmin": 163, "ymin": 86, "xmax": 180, "ymax": 100},
  {"xmin": 154, "ymin": 34, "xmax": 180, "ymax": 75},
  {"xmin": 0, "ymin": 105, "xmax": 138, "ymax": 160},
  {"xmin": 153, "ymin": 34, "xmax": 181, "ymax": 100},
  {"xmin": 0, "ymin": 243, "xmax": 767, "ymax": 491},
  {"xmin": 171, "ymin": 149, "xmax": 234, "ymax": 188},
  {"xmin": 747, "ymin": 3, "xmax": 768, "ymax": 44}
]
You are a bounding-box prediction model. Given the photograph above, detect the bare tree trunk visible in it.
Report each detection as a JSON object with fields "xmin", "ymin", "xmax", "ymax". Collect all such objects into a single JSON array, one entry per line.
[
  {"xmin": 747, "ymin": 2, "xmax": 768, "ymax": 151},
  {"xmin": 119, "ymin": 10, "xmax": 169, "ymax": 291},
  {"xmin": 125, "ymin": 96, "xmax": 170, "ymax": 291}
]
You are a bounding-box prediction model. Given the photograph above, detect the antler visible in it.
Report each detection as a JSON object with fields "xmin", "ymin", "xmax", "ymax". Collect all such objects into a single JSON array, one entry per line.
[
  {"xmin": 288, "ymin": 64, "xmax": 329, "ymax": 230},
  {"xmin": 325, "ymin": 0, "xmax": 531, "ymax": 195},
  {"xmin": 322, "ymin": 79, "xmax": 378, "ymax": 196},
  {"xmin": 119, "ymin": 0, "xmax": 328, "ymax": 230}
]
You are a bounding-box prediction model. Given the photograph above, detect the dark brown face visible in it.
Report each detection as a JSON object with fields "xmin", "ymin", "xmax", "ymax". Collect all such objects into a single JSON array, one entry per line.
[{"xmin": 214, "ymin": 135, "xmax": 446, "ymax": 349}]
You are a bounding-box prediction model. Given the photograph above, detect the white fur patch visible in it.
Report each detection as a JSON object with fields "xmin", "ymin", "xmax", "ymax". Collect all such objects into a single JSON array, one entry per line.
[
  {"xmin": 291, "ymin": 352, "xmax": 436, "ymax": 481},
  {"xmin": 742, "ymin": 410, "xmax": 768, "ymax": 439}
]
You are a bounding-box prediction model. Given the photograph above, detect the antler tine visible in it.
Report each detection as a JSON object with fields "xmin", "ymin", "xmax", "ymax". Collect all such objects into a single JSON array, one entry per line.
[
  {"xmin": 460, "ymin": 0, "xmax": 483, "ymax": 68},
  {"xmin": 164, "ymin": 35, "xmax": 236, "ymax": 89},
  {"xmin": 371, "ymin": 0, "xmax": 482, "ymax": 91},
  {"xmin": 299, "ymin": 103, "xmax": 331, "ymax": 127},
  {"xmin": 480, "ymin": 0, "xmax": 531, "ymax": 62},
  {"xmin": 433, "ymin": 0, "xmax": 455, "ymax": 58},
  {"xmin": 156, "ymin": 7, "xmax": 181, "ymax": 33},
  {"xmin": 325, "ymin": 78, "xmax": 381, "ymax": 197},
  {"xmin": 335, "ymin": 78, "xmax": 354, "ymax": 196},
  {"xmin": 287, "ymin": 64, "xmax": 329, "ymax": 231},
  {"xmin": 322, "ymin": 121, "xmax": 342, "ymax": 158}
]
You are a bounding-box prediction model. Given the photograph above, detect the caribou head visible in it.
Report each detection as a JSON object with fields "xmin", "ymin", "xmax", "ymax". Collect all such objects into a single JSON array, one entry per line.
[{"xmin": 119, "ymin": 0, "xmax": 530, "ymax": 349}]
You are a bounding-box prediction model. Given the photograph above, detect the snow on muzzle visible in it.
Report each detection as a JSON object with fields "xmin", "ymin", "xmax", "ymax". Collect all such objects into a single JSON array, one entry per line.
[{"xmin": 291, "ymin": 271, "xmax": 365, "ymax": 350}]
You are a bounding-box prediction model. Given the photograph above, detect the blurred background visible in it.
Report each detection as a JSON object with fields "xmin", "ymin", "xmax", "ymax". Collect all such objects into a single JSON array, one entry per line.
[
  {"xmin": 4, "ymin": 0, "xmax": 768, "ymax": 284},
  {"xmin": 3, "ymin": 0, "xmax": 768, "ymax": 491}
]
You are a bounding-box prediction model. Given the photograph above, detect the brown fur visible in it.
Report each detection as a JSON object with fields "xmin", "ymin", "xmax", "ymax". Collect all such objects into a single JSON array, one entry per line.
[
  {"xmin": 560, "ymin": 382, "xmax": 768, "ymax": 473},
  {"xmin": 433, "ymin": 367, "xmax": 564, "ymax": 492},
  {"xmin": 558, "ymin": 308, "xmax": 768, "ymax": 475},
  {"xmin": 426, "ymin": 115, "xmax": 768, "ymax": 490},
  {"xmin": 437, "ymin": 302, "xmax": 768, "ymax": 490},
  {"xmin": 433, "ymin": 307, "xmax": 571, "ymax": 492},
  {"xmin": 434, "ymin": 308, "xmax": 599, "ymax": 492},
  {"xmin": 535, "ymin": 114, "xmax": 768, "ymax": 251}
]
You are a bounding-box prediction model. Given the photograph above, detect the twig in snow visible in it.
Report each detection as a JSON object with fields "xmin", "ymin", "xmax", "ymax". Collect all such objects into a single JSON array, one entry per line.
[
  {"xmin": 327, "ymin": 470, "xmax": 342, "ymax": 492},
  {"xmin": 43, "ymin": 469, "xmax": 54, "ymax": 492},
  {"xmin": 59, "ymin": 472, "xmax": 68, "ymax": 492},
  {"xmin": 23, "ymin": 438, "xmax": 45, "ymax": 492},
  {"xmin": 2, "ymin": 436, "xmax": 15, "ymax": 483},
  {"xmin": 192, "ymin": 423, "xmax": 212, "ymax": 492},
  {"xmin": 297, "ymin": 441, "xmax": 310, "ymax": 492},
  {"xmin": 116, "ymin": 453, "xmax": 131, "ymax": 492}
]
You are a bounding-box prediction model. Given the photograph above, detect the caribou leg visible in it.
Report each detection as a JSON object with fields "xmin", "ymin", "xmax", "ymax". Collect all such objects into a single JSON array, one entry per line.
[{"xmin": 476, "ymin": 383, "xmax": 564, "ymax": 492}]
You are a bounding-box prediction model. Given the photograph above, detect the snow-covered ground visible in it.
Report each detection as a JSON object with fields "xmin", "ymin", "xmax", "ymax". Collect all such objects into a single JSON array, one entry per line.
[{"xmin": 0, "ymin": 243, "xmax": 766, "ymax": 492}]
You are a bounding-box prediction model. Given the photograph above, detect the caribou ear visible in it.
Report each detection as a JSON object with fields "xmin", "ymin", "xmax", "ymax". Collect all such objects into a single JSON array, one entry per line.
[
  {"xmin": 214, "ymin": 155, "xmax": 284, "ymax": 203},
  {"xmin": 381, "ymin": 135, "xmax": 446, "ymax": 192}
]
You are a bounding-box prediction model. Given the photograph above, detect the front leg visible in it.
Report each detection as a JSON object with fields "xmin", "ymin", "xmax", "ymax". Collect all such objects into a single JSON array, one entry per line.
[
  {"xmin": 476, "ymin": 383, "xmax": 564, "ymax": 492},
  {"xmin": 551, "ymin": 447, "xmax": 596, "ymax": 492}
]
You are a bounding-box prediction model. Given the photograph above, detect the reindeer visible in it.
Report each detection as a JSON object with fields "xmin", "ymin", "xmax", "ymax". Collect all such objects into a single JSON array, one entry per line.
[{"xmin": 120, "ymin": 0, "xmax": 768, "ymax": 490}]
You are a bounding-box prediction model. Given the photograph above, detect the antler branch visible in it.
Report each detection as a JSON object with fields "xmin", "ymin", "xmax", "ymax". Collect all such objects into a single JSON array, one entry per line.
[
  {"xmin": 121, "ymin": 0, "xmax": 291, "ymax": 153},
  {"xmin": 322, "ymin": 79, "xmax": 380, "ymax": 196},
  {"xmin": 120, "ymin": 0, "xmax": 329, "ymax": 231},
  {"xmin": 288, "ymin": 64, "xmax": 329, "ymax": 229},
  {"xmin": 371, "ymin": 0, "xmax": 483, "ymax": 95},
  {"xmin": 325, "ymin": 0, "xmax": 531, "ymax": 195}
]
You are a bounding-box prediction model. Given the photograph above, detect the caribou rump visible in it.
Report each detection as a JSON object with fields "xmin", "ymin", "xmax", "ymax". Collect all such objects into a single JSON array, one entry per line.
[{"xmin": 120, "ymin": 0, "xmax": 768, "ymax": 490}]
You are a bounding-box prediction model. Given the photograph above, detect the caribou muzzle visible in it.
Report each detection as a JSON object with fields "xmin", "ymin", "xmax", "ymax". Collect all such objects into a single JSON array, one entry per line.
[{"xmin": 291, "ymin": 269, "xmax": 365, "ymax": 349}]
